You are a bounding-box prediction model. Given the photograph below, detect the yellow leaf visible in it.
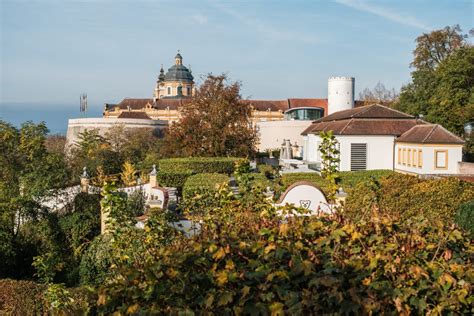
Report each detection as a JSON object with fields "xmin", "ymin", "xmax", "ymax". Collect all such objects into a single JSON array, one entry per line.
[
  {"xmin": 126, "ymin": 304, "xmax": 140, "ymax": 314},
  {"xmin": 216, "ymin": 270, "xmax": 228, "ymax": 286},
  {"xmin": 295, "ymin": 241, "xmax": 304, "ymax": 250},
  {"xmin": 242, "ymin": 286, "xmax": 251, "ymax": 297},
  {"xmin": 351, "ymin": 231, "xmax": 362, "ymax": 240},
  {"xmin": 97, "ymin": 293, "xmax": 106, "ymax": 306},
  {"xmin": 279, "ymin": 223, "xmax": 289, "ymax": 237},
  {"xmin": 225, "ymin": 259, "xmax": 235, "ymax": 270},
  {"xmin": 166, "ymin": 268, "xmax": 178, "ymax": 278},
  {"xmin": 213, "ymin": 247, "xmax": 226, "ymax": 261},
  {"xmin": 205, "ymin": 294, "xmax": 214, "ymax": 308},
  {"xmin": 264, "ymin": 244, "xmax": 276, "ymax": 254},
  {"xmin": 270, "ymin": 302, "xmax": 284, "ymax": 316}
]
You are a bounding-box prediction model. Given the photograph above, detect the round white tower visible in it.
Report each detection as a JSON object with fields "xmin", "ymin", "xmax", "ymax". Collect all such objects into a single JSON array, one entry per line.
[{"xmin": 327, "ymin": 76, "xmax": 355, "ymax": 115}]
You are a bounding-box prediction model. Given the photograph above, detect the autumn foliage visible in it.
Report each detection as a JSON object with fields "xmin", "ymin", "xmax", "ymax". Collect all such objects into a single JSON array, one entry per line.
[{"xmin": 160, "ymin": 74, "xmax": 258, "ymax": 158}]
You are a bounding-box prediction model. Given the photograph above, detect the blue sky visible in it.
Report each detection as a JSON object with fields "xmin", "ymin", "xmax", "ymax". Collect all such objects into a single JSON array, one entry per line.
[{"xmin": 1, "ymin": 0, "xmax": 473, "ymax": 108}]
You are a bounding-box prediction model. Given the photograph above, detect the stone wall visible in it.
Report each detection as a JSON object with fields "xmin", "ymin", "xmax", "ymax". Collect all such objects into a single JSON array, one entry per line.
[{"xmin": 66, "ymin": 117, "xmax": 168, "ymax": 148}]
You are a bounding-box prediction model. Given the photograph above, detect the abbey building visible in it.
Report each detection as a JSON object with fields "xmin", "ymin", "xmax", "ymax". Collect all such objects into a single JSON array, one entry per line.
[{"xmin": 102, "ymin": 52, "xmax": 330, "ymax": 124}]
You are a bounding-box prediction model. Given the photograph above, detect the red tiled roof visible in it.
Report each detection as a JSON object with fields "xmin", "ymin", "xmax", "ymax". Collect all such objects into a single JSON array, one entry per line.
[
  {"xmin": 315, "ymin": 104, "xmax": 414, "ymax": 122},
  {"xmin": 118, "ymin": 111, "xmax": 152, "ymax": 119},
  {"xmin": 242, "ymin": 100, "xmax": 289, "ymax": 111},
  {"xmin": 117, "ymin": 98, "xmax": 153, "ymax": 110},
  {"xmin": 154, "ymin": 98, "xmax": 189, "ymax": 110},
  {"xmin": 302, "ymin": 118, "xmax": 422, "ymax": 136},
  {"xmin": 396, "ymin": 124, "xmax": 464, "ymax": 144},
  {"xmin": 288, "ymin": 98, "xmax": 328, "ymax": 115}
]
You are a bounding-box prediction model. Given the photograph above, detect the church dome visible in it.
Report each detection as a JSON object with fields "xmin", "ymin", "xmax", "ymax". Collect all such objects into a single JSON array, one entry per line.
[{"xmin": 164, "ymin": 64, "xmax": 194, "ymax": 82}]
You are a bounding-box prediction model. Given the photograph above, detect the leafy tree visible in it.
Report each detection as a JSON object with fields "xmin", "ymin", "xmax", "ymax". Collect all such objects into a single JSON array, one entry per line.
[
  {"xmin": 120, "ymin": 161, "xmax": 137, "ymax": 186},
  {"xmin": 359, "ymin": 82, "xmax": 399, "ymax": 106},
  {"xmin": 318, "ymin": 131, "xmax": 340, "ymax": 201},
  {"xmin": 395, "ymin": 26, "xmax": 473, "ymax": 138},
  {"xmin": 160, "ymin": 74, "xmax": 258, "ymax": 158},
  {"xmin": 411, "ymin": 25, "xmax": 468, "ymax": 70}
]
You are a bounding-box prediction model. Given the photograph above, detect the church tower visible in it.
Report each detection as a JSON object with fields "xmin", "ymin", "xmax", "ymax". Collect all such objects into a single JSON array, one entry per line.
[{"xmin": 154, "ymin": 51, "xmax": 194, "ymax": 100}]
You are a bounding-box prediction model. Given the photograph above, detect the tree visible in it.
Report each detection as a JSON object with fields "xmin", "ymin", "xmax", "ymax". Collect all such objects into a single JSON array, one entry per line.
[
  {"xmin": 120, "ymin": 161, "xmax": 137, "ymax": 186},
  {"xmin": 318, "ymin": 131, "xmax": 340, "ymax": 201},
  {"xmin": 395, "ymin": 26, "xmax": 473, "ymax": 137},
  {"xmin": 160, "ymin": 74, "xmax": 258, "ymax": 157},
  {"xmin": 359, "ymin": 82, "xmax": 399, "ymax": 106},
  {"xmin": 411, "ymin": 25, "xmax": 468, "ymax": 70}
]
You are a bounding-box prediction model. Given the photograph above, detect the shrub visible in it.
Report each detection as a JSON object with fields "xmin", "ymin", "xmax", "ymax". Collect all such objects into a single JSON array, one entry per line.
[
  {"xmin": 281, "ymin": 173, "xmax": 330, "ymax": 194},
  {"xmin": 0, "ymin": 279, "xmax": 95, "ymax": 315},
  {"xmin": 183, "ymin": 173, "xmax": 230, "ymax": 200},
  {"xmin": 79, "ymin": 234, "xmax": 114, "ymax": 287},
  {"xmin": 345, "ymin": 174, "xmax": 474, "ymax": 225},
  {"xmin": 0, "ymin": 279, "xmax": 46, "ymax": 315},
  {"xmin": 338, "ymin": 170, "xmax": 394, "ymax": 189},
  {"xmin": 455, "ymin": 200, "xmax": 474, "ymax": 235},
  {"xmin": 96, "ymin": 199, "xmax": 474, "ymax": 315},
  {"xmin": 156, "ymin": 170, "xmax": 193, "ymax": 191},
  {"xmin": 159, "ymin": 157, "xmax": 241, "ymax": 174},
  {"xmin": 257, "ymin": 164, "xmax": 277, "ymax": 179}
]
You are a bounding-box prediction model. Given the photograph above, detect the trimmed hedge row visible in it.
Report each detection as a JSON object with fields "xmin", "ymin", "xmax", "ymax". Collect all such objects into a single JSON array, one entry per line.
[
  {"xmin": 158, "ymin": 157, "xmax": 241, "ymax": 174},
  {"xmin": 183, "ymin": 173, "xmax": 230, "ymax": 200},
  {"xmin": 281, "ymin": 170, "xmax": 395, "ymax": 194},
  {"xmin": 345, "ymin": 173, "xmax": 474, "ymax": 225},
  {"xmin": 156, "ymin": 170, "xmax": 193, "ymax": 191},
  {"xmin": 0, "ymin": 279, "xmax": 46, "ymax": 315}
]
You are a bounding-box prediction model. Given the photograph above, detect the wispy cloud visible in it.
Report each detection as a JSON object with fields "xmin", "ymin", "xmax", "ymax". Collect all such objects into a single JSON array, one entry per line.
[
  {"xmin": 208, "ymin": 1, "xmax": 318, "ymax": 44},
  {"xmin": 192, "ymin": 13, "xmax": 208, "ymax": 25},
  {"xmin": 335, "ymin": 0, "xmax": 431, "ymax": 31}
]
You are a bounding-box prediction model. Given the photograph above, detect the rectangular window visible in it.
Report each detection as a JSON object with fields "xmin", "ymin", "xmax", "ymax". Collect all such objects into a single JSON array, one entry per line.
[
  {"xmin": 167, "ymin": 87, "xmax": 171, "ymax": 95},
  {"xmin": 412, "ymin": 148, "xmax": 417, "ymax": 167},
  {"xmin": 407, "ymin": 149, "xmax": 412, "ymax": 166},
  {"xmin": 187, "ymin": 87, "xmax": 191, "ymax": 95},
  {"xmin": 418, "ymin": 150, "xmax": 423, "ymax": 168},
  {"xmin": 435, "ymin": 150, "xmax": 448, "ymax": 169},
  {"xmin": 402, "ymin": 148, "xmax": 406, "ymax": 165},
  {"xmin": 398, "ymin": 148, "xmax": 401, "ymax": 165},
  {"xmin": 350, "ymin": 143, "xmax": 367, "ymax": 171}
]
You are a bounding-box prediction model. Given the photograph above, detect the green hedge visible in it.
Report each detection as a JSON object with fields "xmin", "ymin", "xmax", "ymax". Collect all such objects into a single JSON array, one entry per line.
[
  {"xmin": 339, "ymin": 170, "xmax": 394, "ymax": 189},
  {"xmin": 455, "ymin": 200, "xmax": 474, "ymax": 235},
  {"xmin": 183, "ymin": 173, "xmax": 230, "ymax": 200},
  {"xmin": 156, "ymin": 170, "xmax": 193, "ymax": 191},
  {"xmin": 158, "ymin": 157, "xmax": 241, "ymax": 174},
  {"xmin": 281, "ymin": 170, "xmax": 395, "ymax": 194},
  {"xmin": 345, "ymin": 173, "xmax": 474, "ymax": 225},
  {"xmin": 281, "ymin": 173, "xmax": 330, "ymax": 194}
]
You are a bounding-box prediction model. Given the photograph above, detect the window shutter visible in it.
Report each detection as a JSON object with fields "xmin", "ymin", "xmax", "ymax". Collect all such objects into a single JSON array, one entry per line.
[{"xmin": 351, "ymin": 143, "xmax": 367, "ymax": 171}]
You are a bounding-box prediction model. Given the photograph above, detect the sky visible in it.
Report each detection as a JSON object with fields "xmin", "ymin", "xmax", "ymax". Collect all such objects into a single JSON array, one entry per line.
[{"xmin": 0, "ymin": 0, "xmax": 473, "ymax": 132}]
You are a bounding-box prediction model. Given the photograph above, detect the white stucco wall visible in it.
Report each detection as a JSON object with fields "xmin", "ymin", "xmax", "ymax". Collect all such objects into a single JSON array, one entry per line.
[
  {"xmin": 305, "ymin": 134, "xmax": 396, "ymax": 171},
  {"xmin": 395, "ymin": 143, "xmax": 463, "ymax": 175},
  {"xmin": 256, "ymin": 120, "xmax": 313, "ymax": 152},
  {"xmin": 66, "ymin": 117, "xmax": 168, "ymax": 148}
]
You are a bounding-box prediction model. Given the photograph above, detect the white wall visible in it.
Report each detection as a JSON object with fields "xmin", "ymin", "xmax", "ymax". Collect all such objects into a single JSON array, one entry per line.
[
  {"xmin": 256, "ymin": 120, "xmax": 313, "ymax": 152},
  {"xmin": 305, "ymin": 134, "xmax": 395, "ymax": 171},
  {"xmin": 328, "ymin": 77, "xmax": 355, "ymax": 115},
  {"xmin": 395, "ymin": 143, "xmax": 463, "ymax": 175},
  {"xmin": 66, "ymin": 117, "xmax": 167, "ymax": 148}
]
